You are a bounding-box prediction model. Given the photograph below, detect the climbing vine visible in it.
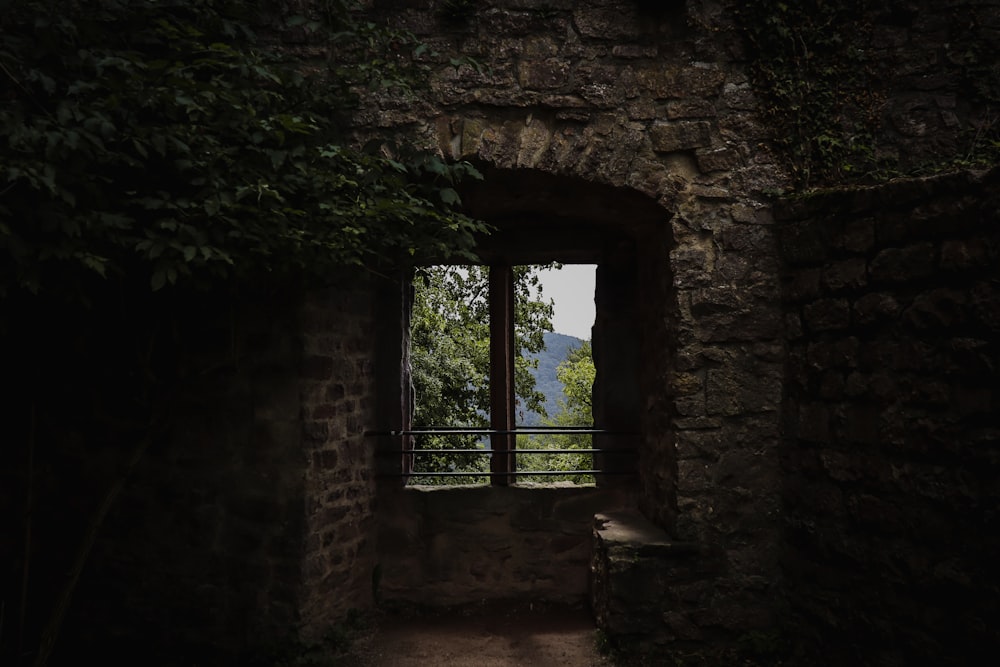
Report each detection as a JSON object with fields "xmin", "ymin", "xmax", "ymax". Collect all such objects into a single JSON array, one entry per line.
[
  {"xmin": 730, "ymin": 0, "xmax": 883, "ymax": 188},
  {"xmin": 729, "ymin": 0, "xmax": 1000, "ymax": 189},
  {"xmin": 0, "ymin": 0, "xmax": 487, "ymax": 299}
]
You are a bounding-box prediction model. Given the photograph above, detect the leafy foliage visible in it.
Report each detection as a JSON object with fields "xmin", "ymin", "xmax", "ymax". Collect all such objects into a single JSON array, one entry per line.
[
  {"xmin": 729, "ymin": 0, "xmax": 1000, "ymax": 188},
  {"xmin": 0, "ymin": 3, "xmax": 490, "ymax": 661},
  {"xmin": 730, "ymin": 0, "xmax": 884, "ymax": 187},
  {"xmin": 523, "ymin": 332, "xmax": 586, "ymax": 424},
  {"xmin": 0, "ymin": 0, "xmax": 487, "ymax": 298},
  {"xmin": 519, "ymin": 341, "xmax": 596, "ymax": 484},
  {"xmin": 408, "ymin": 264, "xmax": 554, "ymax": 483},
  {"xmin": 555, "ymin": 341, "xmax": 595, "ymax": 422}
]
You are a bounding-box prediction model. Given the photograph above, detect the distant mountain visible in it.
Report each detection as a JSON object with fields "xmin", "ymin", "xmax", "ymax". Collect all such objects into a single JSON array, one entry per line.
[{"xmin": 521, "ymin": 332, "xmax": 586, "ymax": 426}]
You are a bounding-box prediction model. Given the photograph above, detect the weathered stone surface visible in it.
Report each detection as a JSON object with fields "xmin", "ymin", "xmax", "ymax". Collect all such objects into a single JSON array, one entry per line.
[
  {"xmin": 940, "ymin": 237, "xmax": 992, "ymax": 270},
  {"xmin": 870, "ymin": 243, "xmax": 936, "ymax": 282},
  {"xmin": 573, "ymin": 7, "xmax": 643, "ymax": 40},
  {"xmin": 821, "ymin": 258, "xmax": 868, "ymax": 292},
  {"xmin": 803, "ymin": 298, "xmax": 851, "ymax": 331},
  {"xmin": 667, "ymin": 99, "xmax": 717, "ymax": 120},
  {"xmin": 379, "ymin": 486, "xmax": 633, "ymax": 606},
  {"xmin": 696, "ymin": 146, "xmax": 739, "ymax": 172},
  {"xmin": 778, "ymin": 167, "xmax": 1000, "ymax": 666},
  {"xmin": 650, "ymin": 121, "xmax": 712, "ymax": 152},
  {"xmin": 517, "ymin": 58, "xmax": 571, "ymax": 89},
  {"xmin": 592, "ymin": 510, "xmax": 726, "ymax": 645},
  {"xmin": 10, "ymin": 1, "xmax": 999, "ymax": 663},
  {"xmin": 853, "ymin": 291, "xmax": 902, "ymax": 325}
]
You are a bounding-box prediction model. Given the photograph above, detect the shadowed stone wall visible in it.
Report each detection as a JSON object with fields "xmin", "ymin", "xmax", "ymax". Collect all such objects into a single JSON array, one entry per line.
[
  {"xmin": 777, "ymin": 168, "xmax": 1000, "ymax": 665},
  {"xmin": 4, "ymin": 0, "xmax": 999, "ymax": 662},
  {"xmin": 348, "ymin": 0, "xmax": 998, "ymax": 653},
  {"xmin": 379, "ymin": 486, "xmax": 634, "ymax": 606},
  {"xmin": 298, "ymin": 281, "xmax": 381, "ymax": 639},
  {"xmin": 1, "ymin": 279, "xmax": 381, "ymax": 662},
  {"xmin": 360, "ymin": 0, "xmax": 791, "ymax": 636}
]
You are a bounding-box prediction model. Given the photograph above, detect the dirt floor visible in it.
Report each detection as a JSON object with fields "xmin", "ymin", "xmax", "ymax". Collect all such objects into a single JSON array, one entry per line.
[{"xmin": 336, "ymin": 601, "xmax": 618, "ymax": 667}]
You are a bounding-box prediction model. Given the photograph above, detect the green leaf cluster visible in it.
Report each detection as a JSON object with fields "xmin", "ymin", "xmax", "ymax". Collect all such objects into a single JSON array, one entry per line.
[
  {"xmin": 0, "ymin": 0, "xmax": 486, "ymax": 298},
  {"xmin": 730, "ymin": 0, "xmax": 883, "ymax": 187},
  {"xmin": 519, "ymin": 341, "xmax": 596, "ymax": 484}
]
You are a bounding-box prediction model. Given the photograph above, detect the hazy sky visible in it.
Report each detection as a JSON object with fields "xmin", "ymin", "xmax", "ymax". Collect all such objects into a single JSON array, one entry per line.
[{"xmin": 537, "ymin": 264, "xmax": 596, "ymax": 340}]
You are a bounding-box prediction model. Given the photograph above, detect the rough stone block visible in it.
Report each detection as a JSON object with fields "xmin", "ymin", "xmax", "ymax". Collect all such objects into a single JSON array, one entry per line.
[
  {"xmin": 870, "ymin": 243, "xmax": 936, "ymax": 282},
  {"xmin": 612, "ymin": 44, "xmax": 658, "ymax": 58},
  {"xmin": 650, "ymin": 121, "xmax": 712, "ymax": 152},
  {"xmin": 592, "ymin": 510, "xmax": 723, "ymax": 647},
  {"xmin": 903, "ymin": 288, "xmax": 968, "ymax": 329},
  {"xmin": 940, "ymin": 238, "xmax": 992, "ymax": 270},
  {"xmin": 803, "ymin": 298, "xmax": 851, "ymax": 331},
  {"xmin": 798, "ymin": 403, "xmax": 831, "ymax": 443},
  {"xmin": 779, "ymin": 219, "xmax": 831, "ymax": 264},
  {"xmin": 573, "ymin": 8, "xmax": 642, "ymax": 40},
  {"xmin": 667, "ymin": 99, "xmax": 718, "ymax": 119},
  {"xmin": 679, "ymin": 64, "xmax": 727, "ymax": 96},
  {"xmin": 821, "ymin": 258, "xmax": 868, "ymax": 292},
  {"xmin": 853, "ymin": 292, "xmax": 902, "ymax": 325},
  {"xmin": 518, "ymin": 58, "xmax": 571, "ymax": 89}
]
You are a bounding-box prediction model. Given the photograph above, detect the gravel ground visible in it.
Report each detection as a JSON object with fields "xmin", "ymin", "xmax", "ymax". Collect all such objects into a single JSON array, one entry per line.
[{"xmin": 334, "ymin": 601, "xmax": 617, "ymax": 667}]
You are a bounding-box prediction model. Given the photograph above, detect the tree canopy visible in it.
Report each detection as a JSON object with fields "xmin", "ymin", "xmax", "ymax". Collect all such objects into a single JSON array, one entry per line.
[{"xmin": 0, "ymin": 0, "xmax": 486, "ymax": 299}]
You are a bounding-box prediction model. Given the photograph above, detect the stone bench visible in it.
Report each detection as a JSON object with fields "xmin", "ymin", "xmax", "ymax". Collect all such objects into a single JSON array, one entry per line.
[{"xmin": 590, "ymin": 509, "xmax": 723, "ymax": 649}]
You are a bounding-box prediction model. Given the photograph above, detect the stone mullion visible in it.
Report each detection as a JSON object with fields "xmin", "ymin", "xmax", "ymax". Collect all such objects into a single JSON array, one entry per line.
[{"xmin": 489, "ymin": 264, "xmax": 516, "ymax": 486}]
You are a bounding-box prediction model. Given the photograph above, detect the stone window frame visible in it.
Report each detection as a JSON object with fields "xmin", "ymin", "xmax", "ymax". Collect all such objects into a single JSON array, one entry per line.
[
  {"xmin": 405, "ymin": 260, "xmax": 605, "ymax": 486},
  {"xmin": 374, "ymin": 167, "xmax": 662, "ymax": 490}
]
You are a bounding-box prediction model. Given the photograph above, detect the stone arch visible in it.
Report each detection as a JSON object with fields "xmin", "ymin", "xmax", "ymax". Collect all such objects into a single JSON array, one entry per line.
[
  {"xmin": 366, "ymin": 0, "xmax": 791, "ymax": 631},
  {"xmin": 436, "ymin": 111, "xmax": 689, "ymax": 212},
  {"xmin": 373, "ymin": 157, "xmax": 683, "ymax": 606}
]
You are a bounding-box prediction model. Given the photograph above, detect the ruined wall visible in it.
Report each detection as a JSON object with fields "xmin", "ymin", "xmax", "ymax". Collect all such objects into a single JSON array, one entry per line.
[
  {"xmin": 379, "ymin": 486, "xmax": 633, "ymax": 606},
  {"xmin": 5, "ymin": 0, "xmax": 998, "ymax": 661},
  {"xmin": 777, "ymin": 168, "xmax": 1000, "ymax": 665},
  {"xmin": 298, "ymin": 281, "xmax": 382, "ymax": 639},
  {"xmin": 67, "ymin": 294, "xmax": 308, "ymax": 662},
  {"xmin": 345, "ymin": 3, "xmax": 1000, "ymax": 650},
  {"xmin": 1, "ymin": 279, "xmax": 381, "ymax": 663},
  {"xmin": 360, "ymin": 0, "xmax": 790, "ymax": 633}
]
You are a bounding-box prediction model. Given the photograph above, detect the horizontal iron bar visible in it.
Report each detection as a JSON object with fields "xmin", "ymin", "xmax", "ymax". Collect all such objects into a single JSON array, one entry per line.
[
  {"xmin": 390, "ymin": 425, "xmax": 600, "ymax": 430},
  {"xmin": 386, "ymin": 448, "xmax": 633, "ymax": 455},
  {"xmin": 369, "ymin": 428, "xmax": 635, "ymax": 436},
  {"xmin": 385, "ymin": 470, "xmax": 636, "ymax": 477}
]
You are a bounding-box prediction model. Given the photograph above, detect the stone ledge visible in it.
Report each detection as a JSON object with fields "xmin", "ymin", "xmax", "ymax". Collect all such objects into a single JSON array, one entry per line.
[
  {"xmin": 591, "ymin": 509, "xmax": 725, "ymax": 647},
  {"xmin": 593, "ymin": 510, "xmax": 701, "ymax": 557}
]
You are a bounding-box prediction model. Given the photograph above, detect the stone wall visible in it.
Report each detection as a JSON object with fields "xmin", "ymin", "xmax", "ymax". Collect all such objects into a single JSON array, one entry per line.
[
  {"xmin": 70, "ymin": 293, "xmax": 308, "ymax": 661},
  {"xmin": 1, "ymin": 279, "xmax": 381, "ymax": 663},
  {"xmin": 298, "ymin": 280, "xmax": 382, "ymax": 639},
  {"xmin": 378, "ymin": 485, "xmax": 633, "ymax": 606},
  {"xmin": 4, "ymin": 0, "xmax": 999, "ymax": 661},
  {"xmin": 360, "ymin": 0, "xmax": 791, "ymax": 634},
  {"xmin": 777, "ymin": 168, "xmax": 1000, "ymax": 665},
  {"xmin": 591, "ymin": 510, "xmax": 727, "ymax": 651},
  {"xmin": 341, "ymin": 3, "xmax": 1000, "ymax": 650}
]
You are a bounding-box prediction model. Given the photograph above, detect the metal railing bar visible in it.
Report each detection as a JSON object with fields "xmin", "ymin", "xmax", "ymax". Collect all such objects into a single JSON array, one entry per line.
[
  {"xmin": 379, "ymin": 448, "xmax": 632, "ymax": 455},
  {"xmin": 368, "ymin": 428, "xmax": 635, "ymax": 436},
  {"xmin": 384, "ymin": 470, "xmax": 635, "ymax": 477}
]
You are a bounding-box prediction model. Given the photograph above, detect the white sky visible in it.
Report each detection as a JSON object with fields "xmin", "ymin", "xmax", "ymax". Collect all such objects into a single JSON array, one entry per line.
[{"xmin": 536, "ymin": 264, "xmax": 596, "ymax": 340}]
